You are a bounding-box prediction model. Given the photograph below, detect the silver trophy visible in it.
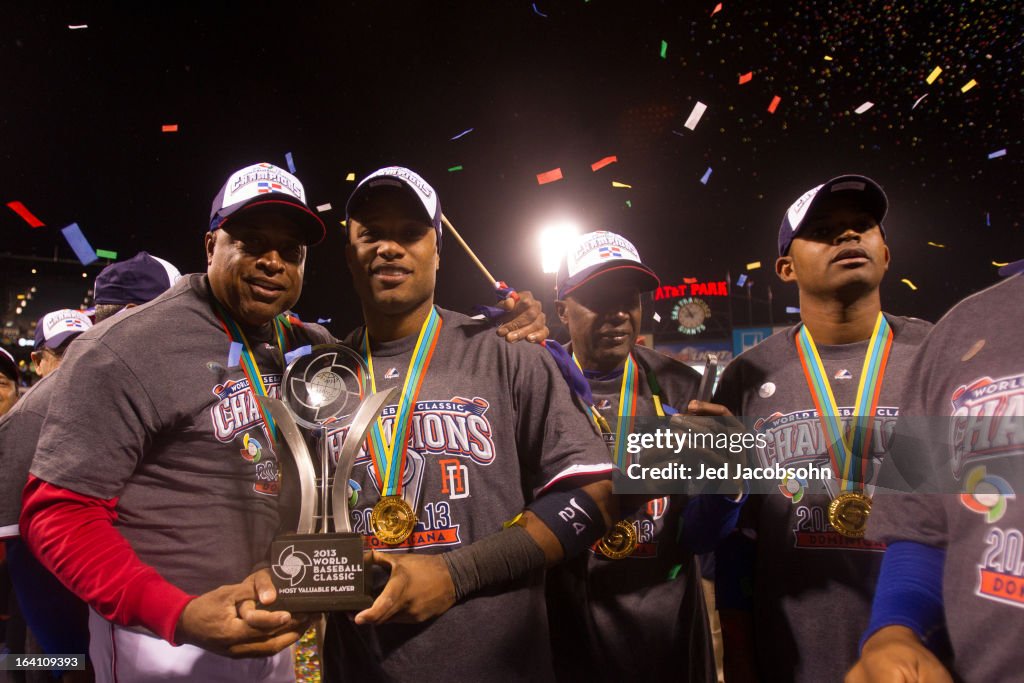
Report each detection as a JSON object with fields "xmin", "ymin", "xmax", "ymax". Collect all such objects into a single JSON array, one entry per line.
[{"xmin": 258, "ymin": 344, "xmax": 398, "ymax": 611}]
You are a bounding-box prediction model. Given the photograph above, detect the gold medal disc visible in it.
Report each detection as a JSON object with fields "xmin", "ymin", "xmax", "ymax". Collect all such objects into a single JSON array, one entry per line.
[
  {"xmin": 598, "ymin": 520, "xmax": 638, "ymax": 560},
  {"xmin": 371, "ymin": 496, "xmax": 417, "ymax": 545},
  {"xmin": 828, "ymin": 491, "xmax": 872, "ymax": 538}
]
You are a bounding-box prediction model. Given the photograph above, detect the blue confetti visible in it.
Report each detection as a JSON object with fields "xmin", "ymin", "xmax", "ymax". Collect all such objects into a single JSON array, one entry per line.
[
  {"xmin": 700, "ymin": 167, "xmax": 713, "ymax": 185},
  {"xmin": 228, "ymin": 341, "xmax": 243, "ymax": 368},
  {"xmin": 988, "ymin": 148, "xmax": 1007, "ymax": 159},
  {"xmin": 316, "ymin": 317, "xmax": 332, "ymax": 324},
  {"xmin": 284, "ymin": 345, "xmax": 312, "ymax": 365},
  {"xmin": 285, "ymin": 152, "xmax": 296, "ymax": 173},
  {"xmin": 60, "ymin": 222, "xmax": 98, "ymax": 265},
  {"xmin": 986, "ymin": 212, "xmax": 991, "ymax": 226},
  {"xmin": 532, "ymin": 3, "xmax": 548, "ymax": 17},
  {"xmin": 736, "ymin": 274, "xmax": 748, "ymax": 287},
  {"xmin": 786, "ymin": 306, "xmax": 800, "ymax": 314},
  {"xmin": 450, "ymin": 128, "xmax": 475, "ymax": 141}
]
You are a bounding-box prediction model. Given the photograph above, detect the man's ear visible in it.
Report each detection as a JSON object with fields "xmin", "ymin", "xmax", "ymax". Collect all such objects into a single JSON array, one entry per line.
[
  {"xmin": 881, "ymin": 244, "xmax": 891, "ymax": 272},
  {"xmin": 205, "ymin": 231, "xmax": 217, "ymax": 266},
  {"xmin": 776, "ymin": 255, "xmax": 796, "ymax": 283},
  {"xmin": 555, "ymin": 300, "xmax": 569, "ymax": 326}
]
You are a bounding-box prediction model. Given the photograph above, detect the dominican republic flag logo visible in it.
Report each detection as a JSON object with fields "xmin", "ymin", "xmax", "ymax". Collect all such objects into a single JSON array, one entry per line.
[
  {"xmin": 598, "ymin": 245, "xmax": 622, "ymax": 259},
  {"xmin": 66, "ymin": 317, "xmax": 88, "ymax": 330},
  {"xmin": 257, "ymin": 181, "xmax": 283, "ymax": 193}
]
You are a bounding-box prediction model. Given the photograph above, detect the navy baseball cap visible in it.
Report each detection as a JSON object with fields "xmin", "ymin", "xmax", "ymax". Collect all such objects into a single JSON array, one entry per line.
[
  {"xmin": 778, "ymin": 174, "xmax": 888, "ymax": 256},
  {"xmin": 94, "ymin": 252, "xmax": 181, "ymax": 305},
  {"xmin": 556, "ymin": 231, "xmax": 660, "ymax": 300},
  {"xmin": 210, "ymin": 162, "xmax": 326, "ymax": 245},
  {"xmin": 0, "ymin": 347, "xmax": 18, "ymax": 382},
  {"xmin": 345, "ymin": 166, "xmax": 443, "ymax": 251},
  {"xmin": 34, "ymin": 309, "xmax": 92, "ymax": 351}
]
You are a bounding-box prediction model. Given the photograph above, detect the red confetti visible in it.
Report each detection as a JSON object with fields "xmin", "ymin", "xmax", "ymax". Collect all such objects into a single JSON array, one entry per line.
[
  {"xmin": 161, "ymin": 124, "xmax": 179, "ymax": 133},
  {"xmin": 6, "ymin": 201, "xmax": 44, "ymax": 228},
  {"xmin": 536, "ymin": 168, "xmax": 564, "ymax": 185},
  {"xmin": 683, "ymin": 277, "xmax": 698, "ymax": 284},
  {"xmin": 590, "ymin": 156, "xmax": 618, "ymax": 172},
  {"xmin": 738, "ymin": 72, "xmax": 753, "ymax": 85},
  {"xmin": 767, "ymin": 95, "xmax": 781, "ymax": 113},
  {"xmin": 711, "ymin": 2, "xmax": 722, "ymax": 16}
]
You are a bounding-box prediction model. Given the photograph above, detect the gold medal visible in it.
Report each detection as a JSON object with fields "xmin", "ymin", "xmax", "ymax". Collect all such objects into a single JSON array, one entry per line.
[
  {"xmin": 598, "ymin": 520, "xmax": 638, "ymax": 560},
  {"xmin": 828, "ymin": 491, "xmax": 872, "ymax": 538},
  {"xmin": 370, "ymin": 496, "xmax": 417, "ymax": 545}
]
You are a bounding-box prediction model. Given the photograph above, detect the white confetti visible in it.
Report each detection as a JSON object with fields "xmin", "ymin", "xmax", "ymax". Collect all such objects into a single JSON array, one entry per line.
[
  {"xmin": 653, "ymin": 312, "xmax": 662, "ymax": 323},
  {"xmin": 68, "ymin": 24, "xmax": 88, "ymax": 30},
  {"xmin": 316, "ymin": 203, "xmax": 332, "ymax": 212},
  {"xmin": 683, "ymin": 101, "xmax": 707, "ymax": 131},
  {"xmin": 854, "ymin": 101, "xmax": 875, "ymax": 114}
]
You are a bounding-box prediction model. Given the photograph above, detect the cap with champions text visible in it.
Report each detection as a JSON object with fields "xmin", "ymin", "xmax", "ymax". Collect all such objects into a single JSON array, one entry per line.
[
  {"xmin": 34, "ymin": 309, "xmax": 93, "ymax": 351},
  {"xmin": 345, "ymin": 166, "xmax": 443, "ymax": 251},
  {"xmin": 778, "ymin": 174, "xmax": 888, "ymax": 256},
  {"xmin": 556, "ymin": 231, "xmax": 660, "ymax": 300}
]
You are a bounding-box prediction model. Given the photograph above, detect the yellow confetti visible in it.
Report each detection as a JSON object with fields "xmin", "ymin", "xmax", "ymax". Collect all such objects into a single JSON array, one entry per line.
[
  {"xmin": 993, "ymin": 261, "xmax": 1009, "ymax": 267},
  {"xmin": 961, "ymin": 79, "xmax": 978, "ymax": 93},
  {"xmin": 746, "ymin": 261, "xmax": 762, "ymax": 270},
  {"xmin": 611, "ymin": 181, "xmax": 632, "ymax": 189},
  {"xmin": 927, "ymin": 241, "xmax": 945, "ymax": 248},
  {"xmin": 901, "ymin": 278, "xmax": 918, "ymax": 291},
  {"xmin": 824, "ymin": 55, "xmax": 833, "ymax": 61},
  {"xmin": 339, "ymin": 219, "xmax": 347, "ymax": 227},
  {"xmin": 345, "ymin": 172, "xmax": 356, "ymax": 181},
  {"xmin": 926, "ymin": 66, "xmax": 942, "ymax": 84}
]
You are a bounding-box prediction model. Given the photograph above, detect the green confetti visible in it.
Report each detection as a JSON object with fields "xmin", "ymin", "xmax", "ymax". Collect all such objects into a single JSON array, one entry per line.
[
  {"xmin": 95, "ymin": 249, "xmax": 118, "ymax": 259},
  {"xmin": 448, "ymin": 165, "xmax": 464, "ymax": 172},
  {"xmin": 660, "ymin": 40, "xmax": 668, "ymax": 59},
  {"xmin": 625, "ymin": 200, "xmax": 632, "ymax": 208}
]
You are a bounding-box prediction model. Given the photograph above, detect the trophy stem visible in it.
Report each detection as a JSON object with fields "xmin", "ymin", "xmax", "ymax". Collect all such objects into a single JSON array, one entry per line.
[{"xmin": 319, "ymin": 429, "xmax": 330, "ymax": 534}]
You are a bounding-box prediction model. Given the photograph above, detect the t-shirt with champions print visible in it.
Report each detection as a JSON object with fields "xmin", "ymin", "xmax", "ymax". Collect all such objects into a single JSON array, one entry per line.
[
  {"xmin": 546, "ymin": 343, "xmax": 716, "ymax": 682},
  {"xmin": 29, "ymin": 274, "xmax": 333, "ymax": 595},
  {"xmin": 713, "ymin": 314, "xmax": 931, "ymax": 683},
  {"xmin": 321, "ymin": 307, "xmax": 615, "ymax": 683},
  {"xmin": 869, "ymin": 273, "xmax": 1024, "ymax": 682}
]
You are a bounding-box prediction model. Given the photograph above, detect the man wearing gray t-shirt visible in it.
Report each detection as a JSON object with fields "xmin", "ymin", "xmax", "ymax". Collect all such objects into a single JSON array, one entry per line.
[
  {"xmin": 320, "ymin": 166, "xmax": 616, "ymax": 682},
  {"xmin": 704, "ymin": 175, "xmax": 932, "ymax": 682}
]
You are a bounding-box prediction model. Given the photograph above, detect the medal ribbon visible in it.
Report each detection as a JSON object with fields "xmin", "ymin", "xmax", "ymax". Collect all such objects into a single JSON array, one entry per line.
[
  {"xmin": 362, "ymin": 306, "xmax": 443, "ymax": 497},
  {"xmin": 211, "ymin": 301, "xmax": 288, "ymax": 441},
  {"xmin": 794, "ymin": 313, "xmax": 893, "ymax": 491}
]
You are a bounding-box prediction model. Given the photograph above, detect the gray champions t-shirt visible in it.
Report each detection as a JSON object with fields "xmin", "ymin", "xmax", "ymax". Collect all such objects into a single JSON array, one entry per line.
[
  {"xmin": 29, "ymin": 274, "xmax": 333, "ymax": 595},
  {"xmin": 0, "ymin": 373, "xmax": 58, "ymax": 537},
  {"xmin": 547, "ymin": 343, "xmax": 715, "ymax": 682},
  {"xmin": 323, "ymin": 308, "xmax": 614, "ymax": 683},
  {"xmin": 870, "ymin": 274, "xmax": 1024, "ymax": 682},
  {"xmin": 714, "ymin": 314, "xmax": 931, "ymax": 683}
]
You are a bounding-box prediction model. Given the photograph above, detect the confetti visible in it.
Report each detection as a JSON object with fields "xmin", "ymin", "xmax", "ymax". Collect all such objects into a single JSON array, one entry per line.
[
  {"xmin": 449, "ymin": 128, "xmax": 474, "ymax": 140},
  {"xmin": 926, "ymin": 66, "xmax": 942, "ymax": 84},
  {"xmin": 653, "ymin": 312, "xmax": 662, "ymax": 322},
  {"xmin": 700, "ymin": 167, "xmax": 712, "ymax": 184},
  {"xmin": 960, "ymin": 79, "xmax": 978, "ymax": 93},
  {"xmin": 683, "ymin": 277, "xmax": 698, "ymax": 284},
  {"xmin": 823, "ymin": 55, "xmax": 833, "ymax": 61},
  {"xmin": 738, "ymin": 71, "xmax": 753, "ymax": 85},
  {"xmin": 61, "ymin": 223, "xmax": 98, "ymax": 265},
  {"xmin": 767, "ymin": 95, "xmax": 781, "ymax": 114},
  {"xmin": 786, "ymin": 306, "xmax": 800, "ymax": 314},
  {"xmin": 736, "ymin": 274, "xmax": 748, "ymax": 287},
  {"xmin": 612, "ymin": 181, "xmax": 632, "ymax": 189},
  {"xmin": 854, "ymin": 101, "xmax": 874, "ymax": 114},
  {"xmin": 660, "ymin": 40, "xmax": 668, "ymax": 59},
  {"xmin": 988, "ymin": 148, "xmax": 1007, "ymax": 159},
  {"xmin": 710, "ymin": 3, "xmax": 722, "ymax": 17},
  {"xmin": 683, "ymin": 101, "xmax": 707, "ymax": 130},
  {"xmin": 316, "ymin": 203, "xmax": 332, "ymax": 212},
  {"xmin": 912, "ymin": 93, "xmax": 928, "ymax": 110},
  {"xmin": 986, "ymin": 212, "xmax": 991, "ymax": 226},
  {"xmin": 95, "ymin": 249, "xmax": 118, "ymax": 259},
  {"xmin": 6, "ymin": 201, "xmax": 44, "ymax": 228},
  {"xmin": 68, "ymin": 24, "xmax": 88, "ymax": 30},
  {"xmin": 161, "ymin": 124, "xmax": 178, "ymax": 133},
  {"xmin": 927, "ymin": 241, "xmax": 945, "ymax": 248},
  {"xmin": 345, "ymin": 172, "xmax": 356, "ymax": 181},
  {"xmin": 316, "ymin": 318, "xmax": 332, "ymax": 324},
  {"xmin": 536, "ymin": 168, "xmax": 564, "ymax": 185},
  {"xmin": 591, "ymin": 155, "xmax": 618, "ymax": 171},
  {"xmin": 532, "ymin": 3, "xmax": 548, "ymax": 18},
  {"xmin": 447, "ymin": 165, "xmax": 464, "ymax": 172},
  {"xmin": 900, "ymin": 278, "xmax": 918, "ymax": 291},
  {"xmin": 625, "ymin": 200, "xmax": 632, "ymax": 208},
  {"xmin": 746, "ymin": 261, "xmax": 761, "ymax": 270},
  {"xmin": 285, "ymin": 152, "xmax": 296, "ymax": 174}
]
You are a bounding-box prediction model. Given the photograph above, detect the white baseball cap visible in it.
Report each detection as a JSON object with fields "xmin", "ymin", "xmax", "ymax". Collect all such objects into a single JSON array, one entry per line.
[
  {"xmin": 209, "ymin": 162, "xmax": 325, "ymax": 245},
  {"xmin": 556, "ymin": 231, "xmax": 660, "ymax": 299}
]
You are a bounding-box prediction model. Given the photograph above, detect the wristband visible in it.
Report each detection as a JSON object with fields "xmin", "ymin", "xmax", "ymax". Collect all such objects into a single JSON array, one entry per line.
[
  {"xmin": 442, "ymin": 524, "xmax": 547, "ymax": 601},
  {"xmin": 527, "ymin": 487, "xmax": 607, "ymax": 558}
]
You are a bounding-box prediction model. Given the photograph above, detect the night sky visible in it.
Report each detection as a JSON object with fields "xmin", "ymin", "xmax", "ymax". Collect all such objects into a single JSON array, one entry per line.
[{"xmin": 2, "ymin": 1, "xmax": 1021, "ymax": 350}]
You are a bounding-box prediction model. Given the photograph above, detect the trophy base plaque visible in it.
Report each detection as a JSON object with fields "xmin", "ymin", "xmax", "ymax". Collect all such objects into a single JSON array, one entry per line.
[{"xmin": 266, "ymin": 533, "xmax": 372, "ymax": 612}]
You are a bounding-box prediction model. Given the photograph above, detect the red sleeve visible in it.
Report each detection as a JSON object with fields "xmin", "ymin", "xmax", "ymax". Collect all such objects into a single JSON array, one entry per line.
[{"xmin": 19, "ymin": 475, "xmax": 195, "ymax": 645}]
